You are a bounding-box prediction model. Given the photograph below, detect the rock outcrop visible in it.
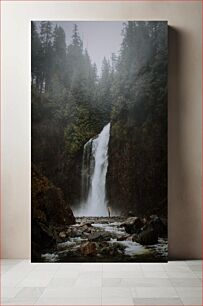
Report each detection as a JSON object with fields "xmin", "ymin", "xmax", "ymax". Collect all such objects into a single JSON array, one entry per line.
[
  {"xmin": 147, "ymin": 215, "xmax": 167, "ymax": 237},
  {"xmin": 121, "ymin": 217, "xmax": 144, "ymax": 234},
  {"xmin": 133, "ymin": 228, "xmax": 158, "ymax": 245},
  {"xmin": 31, "ymin": 165, "xmax": 75, "ymax": 261},
  {"xmin": 80, "ymin": 242, "xmax": 97, "ymax": 256}
]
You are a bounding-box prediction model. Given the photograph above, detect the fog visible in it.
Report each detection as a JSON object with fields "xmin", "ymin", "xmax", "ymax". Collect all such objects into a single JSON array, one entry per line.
[{"xmin": 35, "ymin": 21, "xmax": 123, "ymax": 74}]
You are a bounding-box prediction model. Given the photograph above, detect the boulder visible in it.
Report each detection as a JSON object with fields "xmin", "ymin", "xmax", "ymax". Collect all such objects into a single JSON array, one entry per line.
[
  {"xmin": 31, "ymin": 220, "xmax": 56, "ymax": 261},
  {"xmin": 121, "ymin": 217, "xmax": 144, "ymax": 234},
  {"xmin": 66, "ymin": 228, "xmax": 82, "ymax": 238},
  {"xmin": 88, "ymin": 231, "xmax": 112, "ymax": 242},
  {"xmin": 130, "ymin": 234, "xmax": 139, "ymax": 242},
  {"xmin": 126, "ymin": 235, "xmax": 134, "ymax": 241},
  {"xmin": 80, "ymin": 222, "xmax": 92, "ymax": 227},
  {"xmin": 57, "ymin": 240, "xmax": 76, "ymax": 251},
  {"xmin": 99, "ymin": 246, "xmax": 118, "ymax": 256},
  {"xmin": 117, "ymin": 235, "xmax": 130, "ymax": 241},
  {"xmin": 59, "ymin": 231, "xmax": 67, "ymax": 239},
  {"xmin": 148, "ymin": 215, "xmax": 167, "ymax": 237},
  {"xmin": 80, "ymin": 242, "xmax": 97, "ymax": 256},
  {"xmin": 134, "ymin": 228, "xmax": 158, "ymax": 245},
  {"xmin": 66, "ymin": 228, "xmax": 72, "ymax": 235},
  {"xmin": 81, "ymin": 225, "xmax": 92, "ymax": 233},
  {"xmin": 99, "ymin": 242, "xmax": 125, "ymax": 256},
  {"xmin": 127, "ymin": 211, "xmax": 135, "ymax": 217}
]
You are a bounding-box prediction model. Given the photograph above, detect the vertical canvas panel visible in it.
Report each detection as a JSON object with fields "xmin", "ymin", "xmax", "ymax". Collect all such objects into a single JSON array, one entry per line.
[{"xmin": 31, "ymin": 21, "xmax": 168, "ymax": 262}]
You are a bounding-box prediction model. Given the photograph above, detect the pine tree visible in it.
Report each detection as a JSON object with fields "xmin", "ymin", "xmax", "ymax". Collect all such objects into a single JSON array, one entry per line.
[
  {"xmin": 72, "ymin": 24, "xmax": 83, "ymax": 49},
  {"xmin": 40, "ymin": 21, "xmax": 53, "ymax": 92},
  {"xmin": 48, "ymin": 25, "xmax": 67, "ymax": 98},
  {"xmin": 97, "ymin": 57, "xmax": 112, "ymax": 121},
  {"xmin": 53, "ymin": 25, "xmax": 66, "ymax": 77},
  {"xmin": 31, "ymin": 21, "xmax": 42, "ymax": 91}
]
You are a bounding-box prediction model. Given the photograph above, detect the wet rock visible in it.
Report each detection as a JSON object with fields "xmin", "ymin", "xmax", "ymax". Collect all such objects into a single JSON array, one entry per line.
[
  {"xmin": 80, "ymin": 222, "xmax": 92, "ymax": 227},
  {"xmin": 131, "ymin": 234, "xmax": 139, "ymax": 242},
  {"xmin": 117, "ymin": 235, "xmax": 130, "ymax": 241},
  {"xmin": 126, "ymin": 235, "xmax": 134, "ymax": 241},
  {"xmin": 148, "ymin": 215, "xmax": 167, "ymax": 237},
  {"xmin": 67, "ymin": 228, "xmax": 83, "ymax": 238},
  {"xmin": 83, "ymin": 232, "xmax": 90, "ymax": 237},
  {"xmin": 128, "ymin": 211, "xmax": 135, "ymax": 217},
  {"xmin": 76, "ymin": 230, "xmax": 83, "ymax": 236},
  {"xmin": 80, "ymin": 242, "xmax": 97, "ymax": 256},
  {"xmin": 52, "ymin": 229, "xmax": 63, "ymax": 243},
  {"xmin": 57, "ymin": 240, "xmax": 75, "ymax": 251},
  {"xmin": 66, "ymin": 228, "xmax": 72, "ymax": 235},
  {"xmin": 81, "ymin": 225, "xmax": 92, "ymax": 233},
  {"xmin": 58, "ymin": 244, "xmax": 81, "ymax": 257},
  {"xmin": 100, "ymin": 246, "xmax": 118, "ymax": 256},
  {"xmin": 121, "ymin": 217, "xmax": 144, "ymax": 234},
  {"xmin": 59, "ymin": 231, "xmax": 66, "ymax": 239},
  {"xmin": 135, "ymin": 228, "xmax": 158, "ymax": 245},
  {"xmin": 31, "ymin": 220, "xmax": 56, "ymax": 261},
  {"xmin": 111, "ymin": 242, "xmax": 126, "ymax": 252},
  {"xmin": 88, "ymin": 231, "xmax": 112, "ymax": 242},
  {"xmin": 97, "ymin": 240, "xmax": 126, "ymax": 257},
  {"xmin": 99, "ymin": 243, "xmax": 123, "ymax": 256}
]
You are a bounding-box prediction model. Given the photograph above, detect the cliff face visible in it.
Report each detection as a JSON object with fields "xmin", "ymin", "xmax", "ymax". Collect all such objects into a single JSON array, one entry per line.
[
  {"xmin": 32, "ymin": 165, "xmax": 75, "ymax": 226},
  {"xmin": 106, "ymin": 103, "xmax": 167, "ymax": 218},
  {"xmin": 31, "ymin": 165, "xmax": 75, "ymax": 260}
]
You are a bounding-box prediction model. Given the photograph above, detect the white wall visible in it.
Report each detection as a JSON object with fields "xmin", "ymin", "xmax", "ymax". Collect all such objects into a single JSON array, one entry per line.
[{"xmin": 1, "ymin": 1, "xmax": 202, "ymax": 259}]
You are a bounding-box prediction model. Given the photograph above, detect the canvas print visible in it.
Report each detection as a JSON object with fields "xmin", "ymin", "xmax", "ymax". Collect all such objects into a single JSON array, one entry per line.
[{"xmin": 31, "ymin": 21, "xmax": 168, "ymax": 262}]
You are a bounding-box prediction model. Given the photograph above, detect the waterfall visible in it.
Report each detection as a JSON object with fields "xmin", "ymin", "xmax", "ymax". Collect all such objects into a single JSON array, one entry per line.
[
  {"xmin": 78, "ymin": 123, "xmax": 111, "ymax": 216},
  {"xmin": 81, "ymin": 139, "xmax": 93, "ymax": 203}
]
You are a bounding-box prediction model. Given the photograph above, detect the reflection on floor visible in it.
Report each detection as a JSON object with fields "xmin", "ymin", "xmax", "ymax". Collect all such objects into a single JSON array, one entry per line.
[{"xmin": 1, "ymin": 259, "xmax": 202, "ymax": 305}]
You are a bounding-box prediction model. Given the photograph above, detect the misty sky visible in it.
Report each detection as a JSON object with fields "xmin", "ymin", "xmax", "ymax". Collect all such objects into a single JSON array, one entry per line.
[{"xmin": 36, "ymin": 21, "xmax": 124, "ymax": 74}]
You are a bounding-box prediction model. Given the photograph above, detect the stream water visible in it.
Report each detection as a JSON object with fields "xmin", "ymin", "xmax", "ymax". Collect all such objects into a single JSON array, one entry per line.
[
  {"xmin": 45, "ymin": 123, "xmax": 168, "ymax": 262},
  {"xmin": 42, "ymin": 217, "xmax": 168, "ymax": 262}
]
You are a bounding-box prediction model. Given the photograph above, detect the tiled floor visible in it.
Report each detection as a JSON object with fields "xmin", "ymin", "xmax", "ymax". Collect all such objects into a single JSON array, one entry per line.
[{"xmin": 1, "ymin": 260, "xmax": 202, "ymax": 305}]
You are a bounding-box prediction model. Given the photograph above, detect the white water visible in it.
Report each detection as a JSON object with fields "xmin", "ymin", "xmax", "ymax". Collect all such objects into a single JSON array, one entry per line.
[
  {"xmin": 42, "ymin": 220, "xmax": 167, "ymax": 261},
  {"xmin": 76, "ymin": 123, "xmax": 111, "ymax": 216},
  {"xmin": 92, "ymin": 222, "xmax": 126, "ymax": 236}
]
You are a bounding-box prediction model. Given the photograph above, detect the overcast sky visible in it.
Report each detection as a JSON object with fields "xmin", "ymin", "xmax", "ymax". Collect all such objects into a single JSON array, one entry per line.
[{"xmin": 36, "ymin": 21, "xmax": 124, "ymax": 74}]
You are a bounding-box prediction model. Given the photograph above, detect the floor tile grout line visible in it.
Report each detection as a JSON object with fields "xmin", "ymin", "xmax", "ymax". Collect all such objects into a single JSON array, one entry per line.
[
  {"xmin": 2, "ymin": 260, "xmax": 30, "ymax": 278},
  {"xmin": 3, "ymin": 261, "xmax": 37, "ymax": 290},
  {"xmin": 169, "ymin": 276, "xmax": 203, "ymax": 304},
  {"xmin": 101, "ymin": 263, "xmax": 103, "ymax": 305},
  {"xmin": 170, "ymin": 280, "xmax": 185, "ymax": 304},
  {"xmin": 1, "ymin": 260, "xmax": 202, "ymax": 306},
  {"xmin": 19, "ymin": 261, "xmax": 60, "ymax": 287},
  {"xmin": 33, "ymin": 263, "xmax": 60, "ymax": 305},
  {"xmin": 165, "ymin": 268, "xmax": 199, "ymax": 279}
]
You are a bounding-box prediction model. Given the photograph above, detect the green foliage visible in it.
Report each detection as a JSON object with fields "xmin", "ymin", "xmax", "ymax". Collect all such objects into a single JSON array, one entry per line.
[
  {"xmin": 32, "ymin": 21, "xmax": 167, "ymax": 216},
  {"xmin": 107, "ymin": 21, "xmax": 167, "ymax": 216}
]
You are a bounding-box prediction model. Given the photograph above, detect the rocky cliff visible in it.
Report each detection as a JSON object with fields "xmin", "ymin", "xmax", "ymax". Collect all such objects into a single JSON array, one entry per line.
[{"xmin": 31, "ymin": 165, "xmax": 75, "ymax": 260}]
